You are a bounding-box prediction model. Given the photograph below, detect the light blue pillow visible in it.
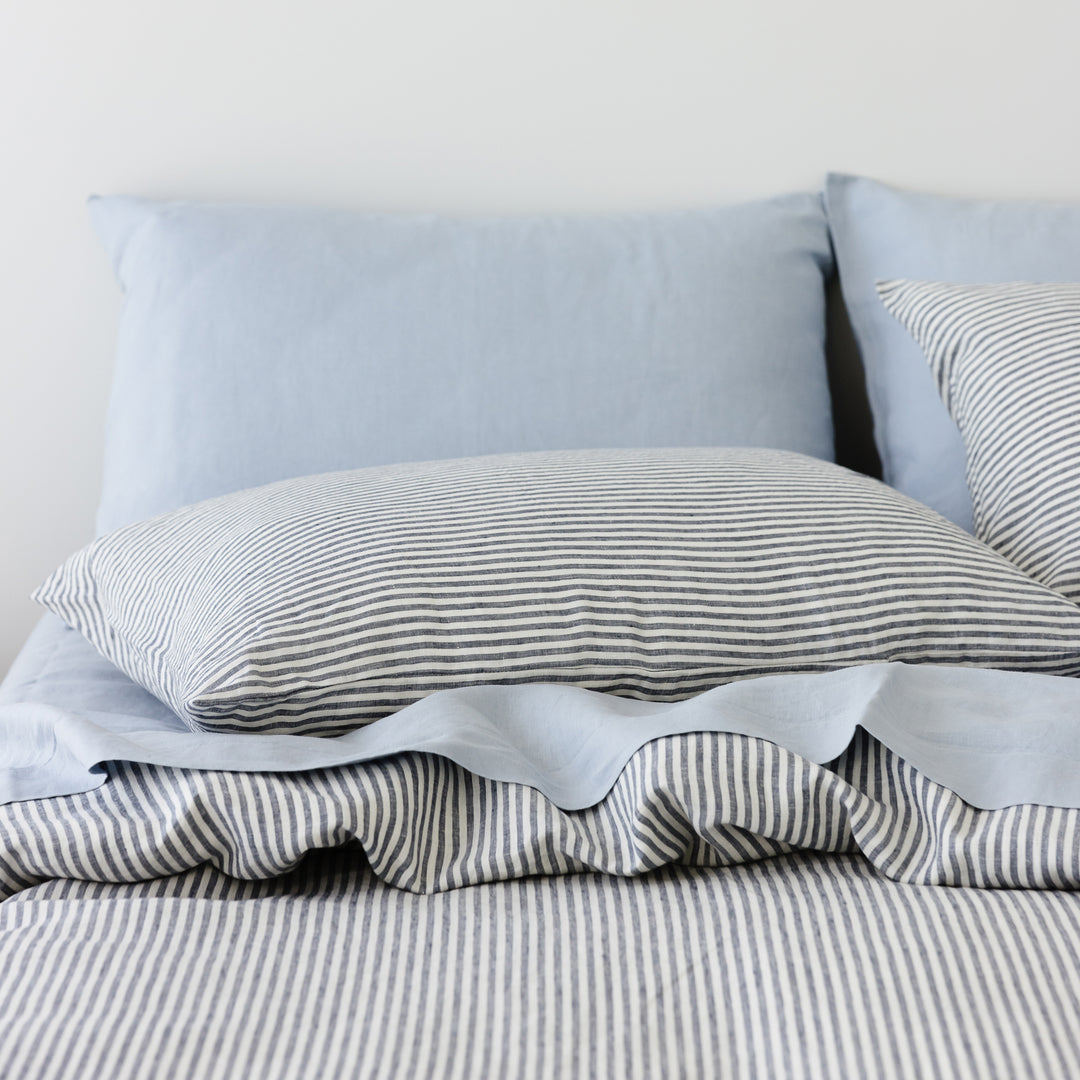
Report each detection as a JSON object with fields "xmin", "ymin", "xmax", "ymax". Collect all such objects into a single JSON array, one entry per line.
[
  {"xmin": 825, "ymin": 173, "xmax": 1080, "ymax": 531},
  {"xmin": 89, "ymin": 194, "xmax": 835, "ymax": 534}
]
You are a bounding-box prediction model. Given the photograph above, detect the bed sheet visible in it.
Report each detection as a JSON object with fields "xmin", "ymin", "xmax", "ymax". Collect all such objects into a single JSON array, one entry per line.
[
  {"xmin": 1, "ymin": 847, "xmax": 1078, "ymax": 1080},
  {"xmin": 6, "ymin": 617, "xmax": 1080, "ymax": 811},
  {"xmin": 3, "ymin": 620, "xmax": 1080, "ymax": 1079}
]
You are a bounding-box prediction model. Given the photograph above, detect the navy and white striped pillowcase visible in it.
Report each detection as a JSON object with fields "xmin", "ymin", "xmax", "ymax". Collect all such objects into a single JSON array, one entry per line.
[
  {"xmin": 878, "ymin": 280, "xmax": 1080, "ymax": 602},
  {"xmin": 33, "ymin": 446, "xmax": 1080, "ymax": 736}
]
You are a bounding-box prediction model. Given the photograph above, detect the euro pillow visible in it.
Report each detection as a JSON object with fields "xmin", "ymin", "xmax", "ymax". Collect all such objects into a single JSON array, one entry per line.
[
  {"xmin": 825, "ymin": 173, "xmax": 1080, "ymax": 531},
  {"xmin": 878, "ymin": 280, "xmax": 1080, "ymax": 604},
  {"xmin": 34, "ymin": 447, "xmax": 1080, "ymax": 738},
  {"xmin": 89, "ymin": 193, "xmax": 835, "ymax": 534}
]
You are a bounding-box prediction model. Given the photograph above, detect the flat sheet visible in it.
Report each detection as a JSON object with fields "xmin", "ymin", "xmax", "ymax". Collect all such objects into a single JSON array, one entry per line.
[
  {"xmin": 2, "ymin": 849, "xmax": 1077, "ymax": 1080},
  {"xmin": 4, "ymin": 617, "xmax": 1080, "ymax": 809}
]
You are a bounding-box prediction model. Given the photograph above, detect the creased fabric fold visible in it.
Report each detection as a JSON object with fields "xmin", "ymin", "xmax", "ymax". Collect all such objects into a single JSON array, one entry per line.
[
  {"xmin": 1, "ymin": 730, "xmax": 1077, "ymax": 900},
  {"xmin": 5, "ymin": 618, "xmax": 1080, "ymax": 813}
]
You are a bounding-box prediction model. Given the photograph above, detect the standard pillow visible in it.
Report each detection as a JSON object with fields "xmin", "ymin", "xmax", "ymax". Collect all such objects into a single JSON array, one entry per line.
[
  {"xmin": 89, "ymin": 193, "xmax": 835, "ymax": 535},
  {"xmin": 825, "ymin": 173, "xmax": 1080, "ymax": 531},
  {"xmin": 34, "ymin": 447, "xmax": 1080, "ymax": 738},
  {"xmin": 878, "ymin": 279, "xmax": 1080, "ymax": 603}
]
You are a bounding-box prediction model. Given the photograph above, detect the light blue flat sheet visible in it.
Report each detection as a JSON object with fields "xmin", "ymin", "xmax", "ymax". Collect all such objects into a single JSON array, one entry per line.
[{"xmin": 3, "ymin": 616, "xmax": 1080, "ymax": 810}]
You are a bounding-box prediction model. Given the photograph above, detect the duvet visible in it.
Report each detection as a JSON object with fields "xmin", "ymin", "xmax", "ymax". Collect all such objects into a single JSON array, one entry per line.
[{"xmin": 1, "ymin": 620, "xmax": 1080, "ymax": 1079}]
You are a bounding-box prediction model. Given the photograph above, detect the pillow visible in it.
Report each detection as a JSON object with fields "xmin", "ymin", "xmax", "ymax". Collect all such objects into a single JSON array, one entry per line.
[
  {"xmin": 89, "ymin": 193, "xmax": 835, "ymax": 535},
  {"xmin": 825, "ymin": 173, "xmax": 1080, "ymax": 531},
  {"xmin": 34, "ymin": 447, "xmax": 1080, "ymax": 738},
  {"xmin": 878, "ymin": 279, "xmax": 1080, "ymax": 604}
]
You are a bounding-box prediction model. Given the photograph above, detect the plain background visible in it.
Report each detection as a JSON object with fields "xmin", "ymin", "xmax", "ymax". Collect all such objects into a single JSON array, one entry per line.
[{"xmin": 3, "ymin": 0, "xmax": 1080, "ymax": 675}]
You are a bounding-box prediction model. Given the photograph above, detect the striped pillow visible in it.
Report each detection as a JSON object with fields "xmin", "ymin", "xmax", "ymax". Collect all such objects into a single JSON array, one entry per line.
[
  {"xmin": 33, "ymin": 447, "xmax": 1080, "ymax": 737},
  {"xmin": 878, "ymin": 281, "xmax": 1080, "ymax": 603}
]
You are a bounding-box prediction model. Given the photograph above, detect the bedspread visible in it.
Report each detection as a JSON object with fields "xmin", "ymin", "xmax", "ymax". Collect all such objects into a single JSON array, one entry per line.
[
  {"xmin": 4, "ymin": 623, "xmax": 1080, "ymax": 1079},
  {"xmin": 1, "ymin": 848, "xmax": 1078, "ymax": 1080},
  {"xmin": 2, "ymin": 730, "xmax": 1078, "ymax": 899}
]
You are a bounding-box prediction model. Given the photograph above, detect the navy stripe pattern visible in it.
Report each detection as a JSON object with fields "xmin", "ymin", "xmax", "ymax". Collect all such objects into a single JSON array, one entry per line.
[
  {"xmin": 878, "ymin": 280, "xmax": 1080, "ymax": 601},
  {"xmin": 1, "ymin": 849, "xmax": 1078, "ymax": 1079},
  {"xmin": 1, "ymin": 731, "xmax": 1078, "ymax": 900},
  {"xmin": 33, "ymin": 447, "xmax": 1080, "ymax": 736}
]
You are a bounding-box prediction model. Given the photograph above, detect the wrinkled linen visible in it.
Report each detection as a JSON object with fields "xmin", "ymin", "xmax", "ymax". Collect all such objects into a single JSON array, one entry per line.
[
  {"xmin": 1, "ymin": 729, "xmax": 1077, "ymax": 900},
  {"xmin": 3, "ymin": 617, "xmax": 1080, "ymax": 810},
  {"xmin": 3, "ymin": 623, "xmax": 1079, "ymax": 1080}
]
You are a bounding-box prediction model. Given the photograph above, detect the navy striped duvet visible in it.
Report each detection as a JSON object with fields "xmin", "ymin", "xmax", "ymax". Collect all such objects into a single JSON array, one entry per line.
[
  {"xmin": 2, "ymin": 717, "xmax": 1079, "ymax": 1077},
  {"xmin": 2, "ymin": 730, "xmax": 1079, "ymax": 898}
]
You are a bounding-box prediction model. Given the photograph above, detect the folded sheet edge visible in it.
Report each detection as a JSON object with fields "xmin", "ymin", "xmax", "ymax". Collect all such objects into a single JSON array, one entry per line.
[{"xmin": 3, "ymin": 656, "xmax": 1080, "ymax": 810}]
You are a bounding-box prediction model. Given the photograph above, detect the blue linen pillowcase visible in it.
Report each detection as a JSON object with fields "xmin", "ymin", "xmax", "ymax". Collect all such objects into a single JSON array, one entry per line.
[
  {"xmin": 89, "ymin": 193, "xmax": 836, "ymax": 535},
  {"xmin": 825, "ymin": 173, "xmax": 1080, "ymax": 531}
]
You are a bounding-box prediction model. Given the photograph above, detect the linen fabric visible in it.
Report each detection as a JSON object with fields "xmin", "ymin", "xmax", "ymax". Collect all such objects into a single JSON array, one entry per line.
[
  {"xmin": 825, "ymin": 173, "xmax": 1080, "ymax": 530},
  {"xmin": 878, "ymin": 279, "xmax": 1080, "ymax": 603},
  {"xmin": 2, "ymin": 854, "xmax": 1079, "ymax": 1080},
  {"xmin": 89, "ymin": 192, "xmax": 835, "ymax": 534},
  {"xmin": 10, "ymin": 616, "xmax": 1080, "ymax": 811},
  {"xmin": 33, "ymin": 447, "xmax": 1080, "ymax": 739},
  {"xmin": 3, "ymin": 730, "xmax": 1079, "ymax": 900}
]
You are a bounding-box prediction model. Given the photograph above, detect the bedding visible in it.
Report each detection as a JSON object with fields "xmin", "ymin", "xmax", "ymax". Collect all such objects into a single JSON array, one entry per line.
[
  {"xmin": 879, "ymin": 279, "xmax": 1080, "ymax": 602},
  {"xmin": 7, "ymin": 616, "xmax": 1080, "ymax": 811},
  {"xmin": 3, "ymin": 730, "xmax": 1079, "ymax": 898},
  {"xmin": 89, "ymin": 193, "xmax": 835, "ymax": 534},
  {"xmin": 4, "ymin": 182, "xmax": 1080, "ymax": 1080},
  {"xmin": 825, "ymin": 172, "xmax": 1080, "ymax": 530},
  {"xmin": 34, "ymin": 446, "xmax": 1080, "ymax": 737},
  {"xmin": 4, "ymin": 852, "xmax": 1078, "ymax": 1080}
]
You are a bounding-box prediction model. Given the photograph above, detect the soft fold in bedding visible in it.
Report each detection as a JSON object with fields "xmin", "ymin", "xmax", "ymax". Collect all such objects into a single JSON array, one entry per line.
[
  {"xmin": 3, "ymin": 617, "xmax": 1080, "ymax": 814},
  {"xmin": 2, "ymin": 728, "xmax": 1078, "ymax": 902}
]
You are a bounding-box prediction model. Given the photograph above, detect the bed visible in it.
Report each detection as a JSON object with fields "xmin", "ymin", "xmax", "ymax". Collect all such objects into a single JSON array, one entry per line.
[{"xmin": 2, "ymin": 173, "xmax": 1079, "ymax": 1079}]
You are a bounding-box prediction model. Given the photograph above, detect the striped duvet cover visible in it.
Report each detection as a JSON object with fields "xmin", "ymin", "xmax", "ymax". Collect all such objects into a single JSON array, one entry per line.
[{"xmin": 1, "ymin": 730, "xmax": 1078, "ymax": 1078}]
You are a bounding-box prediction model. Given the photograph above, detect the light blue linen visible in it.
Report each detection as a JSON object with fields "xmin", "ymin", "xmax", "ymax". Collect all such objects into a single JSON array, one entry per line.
[
  {"xmin": 825, "ymin": 173, "xmax": 1080, "ymax": 531},
  {"xmin": 90, "ymin": 194, "xmax": 835, "ymax": 534},
  {"xmin": 3, "ymin": 617, "xmax": 1079, "ymax": 811}
]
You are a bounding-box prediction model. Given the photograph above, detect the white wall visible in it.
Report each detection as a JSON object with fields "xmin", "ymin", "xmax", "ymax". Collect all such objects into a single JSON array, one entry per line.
[{"xmin": 3, "ymin": 0, "xmax": 1080, "ymax": 674}]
